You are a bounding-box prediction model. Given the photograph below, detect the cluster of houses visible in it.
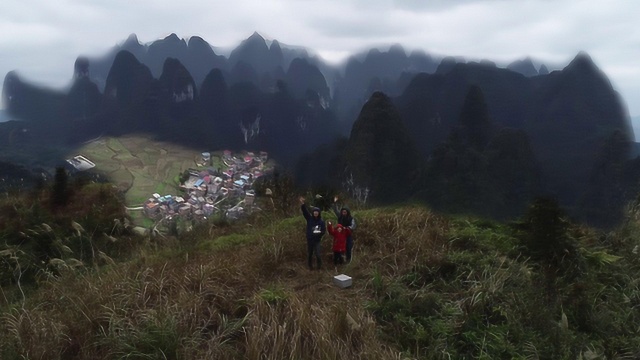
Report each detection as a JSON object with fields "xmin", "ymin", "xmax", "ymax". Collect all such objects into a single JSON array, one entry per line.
[{"xmin": 143, "ymin": 150, "xmax": 270, "ymax": 223}]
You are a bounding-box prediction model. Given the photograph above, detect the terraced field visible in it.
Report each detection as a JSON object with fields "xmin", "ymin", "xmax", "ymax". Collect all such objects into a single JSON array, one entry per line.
[{"xmin": 73, "ymin": 134, "xmax": 213, "ymax": 207}]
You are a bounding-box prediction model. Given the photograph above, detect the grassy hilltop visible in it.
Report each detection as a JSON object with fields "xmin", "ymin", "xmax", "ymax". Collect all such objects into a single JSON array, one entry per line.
[{"xmin": 2, "ymin": 182, "xmax": 640, "ymax": 359}]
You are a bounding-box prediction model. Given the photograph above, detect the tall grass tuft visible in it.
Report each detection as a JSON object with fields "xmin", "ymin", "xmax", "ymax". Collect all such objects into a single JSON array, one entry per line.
[{"xmin": 244, "ymin": 291, "xmax": 397, "ymax": 360}]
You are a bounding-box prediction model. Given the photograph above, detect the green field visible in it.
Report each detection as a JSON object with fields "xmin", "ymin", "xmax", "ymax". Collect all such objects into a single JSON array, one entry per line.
[{"xmin": 75, "ymin": 135, "xmax": 203, "ymax": 207}]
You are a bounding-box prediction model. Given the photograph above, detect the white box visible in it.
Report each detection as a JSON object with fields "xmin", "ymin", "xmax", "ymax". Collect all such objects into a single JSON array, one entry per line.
[{"xmin": 333, "ymin": 274, "xmax": 352, "ymax": 288}]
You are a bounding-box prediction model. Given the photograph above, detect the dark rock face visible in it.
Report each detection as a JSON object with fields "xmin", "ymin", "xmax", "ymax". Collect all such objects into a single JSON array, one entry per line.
[
  {"xmin": 67, "ymin": 56, "xmax": 102, "ymax": 124},
  {"xmin": 285, "ymin": 58, "xmax": 330, "ymax": 100},
  {"xmin": 159, "ymin": 58, "xmax": 198, "ymax": 127},
  {"xmin": 67, "ymin": 77, "xmax": 102, "ymax": 123},
  {"xmin": 102, "ymin": 50, "xmax": 159, "ymax": 132},
  {"xmin": 104, "ymin": 51, "xmax": 154, "ymax": 107},
  {"xmin": 159, "ymin": 57, "xmax": 197, "ymax": 105},
  {"xmin": 345, "ymin": 92, "xmax": 421, "ymax": 203}
]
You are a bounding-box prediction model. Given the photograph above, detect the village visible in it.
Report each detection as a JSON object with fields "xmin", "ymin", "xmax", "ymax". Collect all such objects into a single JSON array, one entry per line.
[{"xmin": 142, "ymin": 150, "xmax": 271, "ymax": 224}]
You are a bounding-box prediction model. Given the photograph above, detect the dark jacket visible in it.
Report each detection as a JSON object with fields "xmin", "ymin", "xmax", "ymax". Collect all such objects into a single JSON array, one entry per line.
[
  {"xmin": 332, "ymin": 204, "xmax": 356, "ymax": 231},
  {"xmin": 301, "ymin": 204, "xmax": 326, "ymax": 242}
]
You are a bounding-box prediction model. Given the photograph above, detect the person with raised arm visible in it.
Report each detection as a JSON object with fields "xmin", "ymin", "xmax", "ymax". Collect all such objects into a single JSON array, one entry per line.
[
  {"xmin": 332, "ymin": 196, "xmax": 356, "ymax": 263},
  {"xmin": 300, "ymin": 196, "xmax": 326, "ymax": 270}
]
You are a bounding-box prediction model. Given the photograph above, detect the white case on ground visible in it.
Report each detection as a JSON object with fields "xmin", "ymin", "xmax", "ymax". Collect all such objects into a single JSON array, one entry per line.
[{"xmin": 333, "ymin": 274, "xmax": 352, "ymax": 288}]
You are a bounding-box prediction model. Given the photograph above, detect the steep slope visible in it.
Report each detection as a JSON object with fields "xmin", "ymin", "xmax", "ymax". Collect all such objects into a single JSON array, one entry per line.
[
  {"xmin": 345, "ymin": 92, "xmax": 421, "ymax": 203},
  {"xmin": 102, "ymin": 50, "xmax": 159, "ymax": 132},
  {"xmin": 66, "ymin": 57, "xmax": 102, "ymax": 124},
  {"xmin": 285, "ymin": 58, "xmax": 330, "ymax": 100}
]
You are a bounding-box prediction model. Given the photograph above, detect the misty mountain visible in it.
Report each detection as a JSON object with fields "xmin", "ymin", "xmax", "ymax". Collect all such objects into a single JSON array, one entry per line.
[
  {"xmin": 391, "ymin": 53, "xmax": 634, "ymax": 221},
  {"xmin": 285, "ymin": 58, "xmax": 330, "ymax": 100},
  {"xmin": 184, "ymin": 36, "xmax": 228, "ymax": 88},
  {"xmin": 345, "ymin": 91, "xmax": 422, "ymax": 203},
  {"xmin": 332, "ymin": 45, "xmax": 440, "ymax": 130},
  {"xmin": 229, "ymin": 32, "xmax": 282, "ymax": 77},
  {"xmin": 101, "ymin": 50, "xmax": 160, "ymax": 134},
  {"xmin": 159, "ymin": 57, "xmax": 198, "ymax": 111},
  {"xmin": 83, "ymin": 32, "xmax": 329, "ymax": 96},
  {"xmin": 2, "ymin": 72, "xmax": 66, "ymax": 125},
  {"xmin": 1, "ymin": 32, "xmax": 636, "ymax": 227},
  {"xmin": 146, "ymin": 33, "xmax": 189, "ymax": 78},
  {"xmin": 334, "ymin": 87, "xmax": 542, "ymax": 217},
  {"xmin": 67, "ymin": 57, "xmax": 102, "ymax": 124},
  {"xmin": 507, "ymin": 57, "xmax": 539, "ymax": 77},
  {"xmin": 87, "ymin": 33, "xmax": 225, "ymax": 93},
  {"xmin": 90, "ymin": 33, "xmax": 147, "ymax": 90}
]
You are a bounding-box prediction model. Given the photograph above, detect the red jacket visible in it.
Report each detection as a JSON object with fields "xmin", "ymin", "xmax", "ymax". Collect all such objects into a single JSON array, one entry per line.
[{"xmin": 327, "ymin": 224, "xmax": 351, "ymax": 253}]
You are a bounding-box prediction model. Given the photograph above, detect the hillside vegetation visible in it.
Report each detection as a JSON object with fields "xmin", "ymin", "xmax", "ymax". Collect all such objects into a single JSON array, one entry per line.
[{"xmin": 2, "ymin": 183, "xmax": 640, "ymax": 359}]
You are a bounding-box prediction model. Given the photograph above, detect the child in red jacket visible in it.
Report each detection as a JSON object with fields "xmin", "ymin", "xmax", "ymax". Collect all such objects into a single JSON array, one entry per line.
[{"xmin": 327, "ymin": 221, "xmax": 351, "ymax": 265}]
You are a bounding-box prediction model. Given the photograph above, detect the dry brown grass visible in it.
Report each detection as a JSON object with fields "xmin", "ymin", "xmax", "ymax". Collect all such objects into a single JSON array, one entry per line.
[{"xmin": 1, "ymin": 205, "xmax": 449, "ymax": 359}]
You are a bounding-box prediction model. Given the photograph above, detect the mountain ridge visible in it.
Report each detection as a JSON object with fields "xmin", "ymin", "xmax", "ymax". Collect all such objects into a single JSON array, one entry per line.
[{"xmin": 1, "ymin": 32, "xmax": 636, "ymax": 227}]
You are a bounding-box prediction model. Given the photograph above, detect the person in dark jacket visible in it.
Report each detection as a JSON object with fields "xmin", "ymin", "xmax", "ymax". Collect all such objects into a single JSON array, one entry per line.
[
  {"xmin": 332, "ymin": 196, "xmax": 356, "ymax": 263},
  {"xmin": 300, "ymin": 196, "xmax": 326, "ymax": 270}
]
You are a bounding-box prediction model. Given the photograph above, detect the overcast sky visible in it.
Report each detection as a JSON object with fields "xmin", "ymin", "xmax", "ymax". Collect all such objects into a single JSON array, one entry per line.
[{"xmin": 1, "ymin": 0, "xmax": 639, "ymax": 118}]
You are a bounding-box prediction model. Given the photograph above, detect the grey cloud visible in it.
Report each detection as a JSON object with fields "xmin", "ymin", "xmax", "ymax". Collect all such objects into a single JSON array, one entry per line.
[
  {"xmin": 393, "ymin": 0, "xmax": 503, "ymax": 12},
  {"xmin": 308, "ymin": 15, "xmax": 407, "ymax": 39}
]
